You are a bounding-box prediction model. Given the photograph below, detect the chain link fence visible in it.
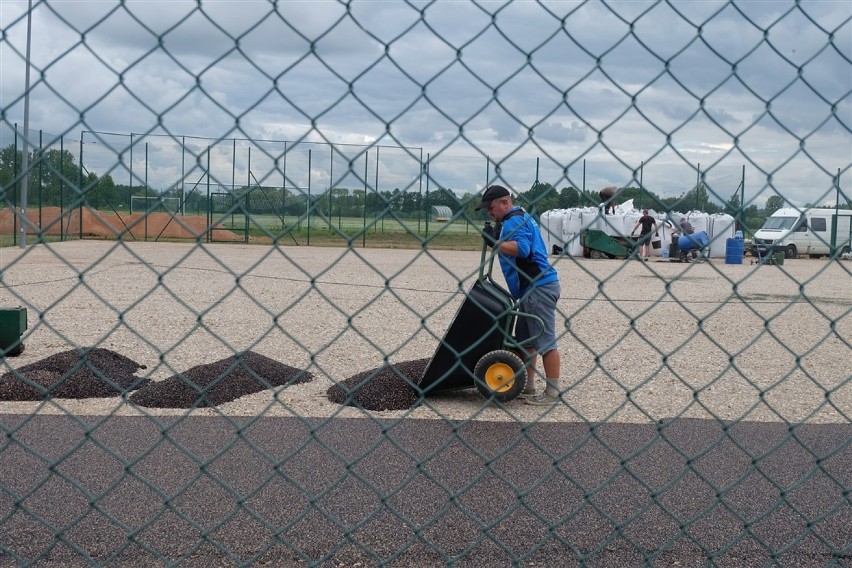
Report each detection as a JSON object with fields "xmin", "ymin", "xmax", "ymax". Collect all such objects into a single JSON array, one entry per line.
[{"xmin": 0, "ymin": 1, "xmax": 850, "ymax": 565}]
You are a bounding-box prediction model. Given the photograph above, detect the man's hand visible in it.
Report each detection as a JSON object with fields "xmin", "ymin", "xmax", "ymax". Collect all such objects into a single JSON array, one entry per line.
[{"xmin": 482, "ymin": 222, "xmax": 500, "ymax": 248}]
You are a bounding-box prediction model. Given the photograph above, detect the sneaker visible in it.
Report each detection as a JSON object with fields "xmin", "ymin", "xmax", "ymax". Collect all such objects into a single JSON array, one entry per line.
[
  {"xmin": 524, "ymin": 392, "xmax": 559, "ymax": 406},
  {"xmin": 518, "ymin": 390, "xmax": 538, "ymax": 400}
]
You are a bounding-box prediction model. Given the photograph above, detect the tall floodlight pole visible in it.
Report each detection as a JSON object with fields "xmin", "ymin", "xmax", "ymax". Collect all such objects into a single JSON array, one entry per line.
[{"xmin": 19, "ymin": 0, "xmax": 34, "ymax": 249}]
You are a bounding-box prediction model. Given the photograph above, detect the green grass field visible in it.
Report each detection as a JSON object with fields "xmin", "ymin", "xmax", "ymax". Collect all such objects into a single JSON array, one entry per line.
[
  {"xmin": 0, "ymin": 234, "xmax": 65, "ymax": 248},
  {"xmin": 0, "ymin": 211, "xmax": 487, "ymax": 251},
  {"xmin": 215, "ymin": 213, "xmax": 486, "ymax": 250}
]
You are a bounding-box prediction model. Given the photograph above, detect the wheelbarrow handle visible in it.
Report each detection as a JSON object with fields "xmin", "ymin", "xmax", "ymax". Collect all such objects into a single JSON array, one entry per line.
[
  {"xmin": 480, "ymin": 231, "xmax": 496, "ymax": 280},
  {"xmin": 504, "ymin": 309, "xmax": 545, "ymax": 351}
]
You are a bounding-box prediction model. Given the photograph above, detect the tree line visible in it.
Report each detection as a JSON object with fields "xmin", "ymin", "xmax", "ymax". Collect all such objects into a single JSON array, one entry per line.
[{"xmin": 1, "ymin": 144, "xmax": 842, "ymax": 230}]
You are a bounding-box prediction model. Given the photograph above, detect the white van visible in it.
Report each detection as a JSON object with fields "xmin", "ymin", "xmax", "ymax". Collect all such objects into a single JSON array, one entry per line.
[{"xmin": 751, "ymin": 207, "xmax": 852, "ymax": 259}]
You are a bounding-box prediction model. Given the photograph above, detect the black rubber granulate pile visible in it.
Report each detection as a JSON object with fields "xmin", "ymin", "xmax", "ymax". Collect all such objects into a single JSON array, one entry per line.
[
  {"xmin": 327, "ymin": 358, "xmax": 428, "ymax": 411},
  {"xmin": 0, "ymin": 348, "xmax": 148, "ymax": 400},
  {"xmin": 129, "ymin": 351, "xmax": 314, "ymax": 408}
]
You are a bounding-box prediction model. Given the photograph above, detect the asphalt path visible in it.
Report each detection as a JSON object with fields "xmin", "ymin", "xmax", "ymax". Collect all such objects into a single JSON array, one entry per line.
[{"xmin": 0, "ymin": 415, "xmax": 849, "ymax": 567}]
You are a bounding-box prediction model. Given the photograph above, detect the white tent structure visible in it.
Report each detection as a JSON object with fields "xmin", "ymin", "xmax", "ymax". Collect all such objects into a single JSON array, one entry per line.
[{"xmin": 431, "ymin": 205, "xmax": 452, "ymax": 222}]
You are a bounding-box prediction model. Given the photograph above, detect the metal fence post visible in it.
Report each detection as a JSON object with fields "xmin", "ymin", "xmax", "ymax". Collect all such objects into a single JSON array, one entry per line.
[
  {"xmin": 59, "ymin": 135, "xmax": 64, "ymax": 241},
  {"xmin": 307, "ymin": 148, "xmax": 312, "ymax": 246},
  {"xmin": 78, "ymin": 134, "xmax": 83, "ymax": 238}
]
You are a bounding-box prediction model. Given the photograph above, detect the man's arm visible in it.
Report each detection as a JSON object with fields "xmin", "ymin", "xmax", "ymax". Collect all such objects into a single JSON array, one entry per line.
[
  {"xmin": 497, "ymin": 240, "xmax": 519, "ymax": 257},
  {"xmin": 497, "ymin": 217, "xmax": 535, "ymax": 258}
]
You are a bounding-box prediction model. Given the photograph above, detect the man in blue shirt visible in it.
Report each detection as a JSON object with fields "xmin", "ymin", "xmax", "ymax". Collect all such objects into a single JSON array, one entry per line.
[{"xmin": 477, "ymin": 185, "xmax": 562, "ymax": 406}]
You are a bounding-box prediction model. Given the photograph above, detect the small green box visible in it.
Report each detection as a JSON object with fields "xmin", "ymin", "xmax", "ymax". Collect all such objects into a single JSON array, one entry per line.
[{"xmin": 0, "ymin": 308, "xmax": 27, "ymax": 356}]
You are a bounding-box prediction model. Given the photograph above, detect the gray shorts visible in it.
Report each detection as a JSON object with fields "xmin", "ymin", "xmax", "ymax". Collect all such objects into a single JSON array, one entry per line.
[{"xmin": 515, "ymin": 281, "xmax": 561, "ymax": 353}]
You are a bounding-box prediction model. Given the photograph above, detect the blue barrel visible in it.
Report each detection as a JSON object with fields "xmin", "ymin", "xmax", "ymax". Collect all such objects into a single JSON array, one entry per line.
[
  {"xmin": 725, "ymin": 237, "xmax": 744, "ymax": 264},
  {"xmin": 678, "ymin": 231, "xmax": 709, "ymax": 252}
]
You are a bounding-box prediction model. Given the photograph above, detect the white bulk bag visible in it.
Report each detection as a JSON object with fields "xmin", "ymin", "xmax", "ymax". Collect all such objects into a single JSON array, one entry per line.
[
  {"xmin": 563, "ymin": 232, "xmax": 584, "ymax": 257},
  {"xmin": 687, "ymin": 211, "xmax": 710, "ymax": 234},
  {"xmin": 603, "ymin": 214, "xmax": 626, "ymax": 236},
  {"xmin": 539, "ymin": 210, "xmax": 564, "ymax": 254},
  {"xmin": 615, "ymin": 198, "xmax": 634, "ymax": 214},
  {"xmin": 564, "ymin": 208, "xmax": 582, "ymax": 235},
  {"xmin": 708, "ymin": 213, "xmax": 736, "ymax": 257},
  {"xmin": 623, "ymin": 211, "xmax": 642, "ymax": 237},
  {"xmin": 580, "ymin": 208, "xmax": 604, "ymax": 232}
]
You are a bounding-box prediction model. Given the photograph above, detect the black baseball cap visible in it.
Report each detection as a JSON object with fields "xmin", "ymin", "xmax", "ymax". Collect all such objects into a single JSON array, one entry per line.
[{"xmin": 476, "ymin": 185, "xmax": 510, "ymax": 210}]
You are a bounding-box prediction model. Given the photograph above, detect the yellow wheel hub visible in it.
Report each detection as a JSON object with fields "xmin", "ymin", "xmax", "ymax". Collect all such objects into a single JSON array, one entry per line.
[{"xmin": 484, "ymin": 362, "xmax": 515, "ymax": 393}]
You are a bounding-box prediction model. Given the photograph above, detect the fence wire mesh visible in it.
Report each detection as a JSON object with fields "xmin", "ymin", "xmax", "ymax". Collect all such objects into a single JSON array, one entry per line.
[{"xmin": 0, "ymin": 1, "xmax": 850, "ymax": 566}]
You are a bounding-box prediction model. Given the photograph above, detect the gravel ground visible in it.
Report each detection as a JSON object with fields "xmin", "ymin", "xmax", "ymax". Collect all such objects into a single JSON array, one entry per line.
[{"xmin": 0, "ymin": 240, "xmax": 848, "ymax": 423}]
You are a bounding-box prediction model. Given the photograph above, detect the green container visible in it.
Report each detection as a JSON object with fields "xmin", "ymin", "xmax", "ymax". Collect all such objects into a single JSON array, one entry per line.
[
  {"xmin": 0, "ymin": 308, "xmax": 27, "ymax": 356},
  {"xmin": 582, "ymin": 229, "xmax": 629, "ymax": 258},
  {"xmin": 773, "ymin": 251, "xmax": 785, "ymax": 265}
]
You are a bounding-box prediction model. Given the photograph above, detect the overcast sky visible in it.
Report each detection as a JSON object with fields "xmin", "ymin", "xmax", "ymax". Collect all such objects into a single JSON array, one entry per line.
[{"xmin": 1, "ymin": 0, "xmax": 850, "ymax": 208}]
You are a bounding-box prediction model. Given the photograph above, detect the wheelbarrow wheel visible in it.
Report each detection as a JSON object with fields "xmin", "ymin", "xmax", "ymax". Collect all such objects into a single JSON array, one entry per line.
[{"xmin": 473, "ymin": 350, "xmax": 526, "ymax": 403}]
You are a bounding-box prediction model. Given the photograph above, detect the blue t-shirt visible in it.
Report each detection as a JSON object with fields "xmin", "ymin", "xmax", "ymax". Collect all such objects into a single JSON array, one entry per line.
[{"xmin": 498, "ymin": 207, "xmax": 559, "ymax": 299}]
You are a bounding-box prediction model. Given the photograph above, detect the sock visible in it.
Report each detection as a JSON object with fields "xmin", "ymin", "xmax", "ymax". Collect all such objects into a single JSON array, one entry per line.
[{"xmin": 544, "ymin": 379, "xmax": 560, "ymax": 398}]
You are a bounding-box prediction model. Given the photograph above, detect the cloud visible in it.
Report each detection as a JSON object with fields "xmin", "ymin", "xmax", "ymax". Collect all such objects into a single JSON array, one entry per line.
[
  {"xmin": 533, "ymin": 120, "xmax": 588, "ymax": 144},
  {"xmin": 1, "ymin": 0, "xmax": 849, "ymax": 207}
]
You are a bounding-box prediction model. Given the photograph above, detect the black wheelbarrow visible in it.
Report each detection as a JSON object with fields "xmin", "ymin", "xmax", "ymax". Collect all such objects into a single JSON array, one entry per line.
[{"xmin": 418, "ymin": 225, "xmax": 544, "ymax": 403}]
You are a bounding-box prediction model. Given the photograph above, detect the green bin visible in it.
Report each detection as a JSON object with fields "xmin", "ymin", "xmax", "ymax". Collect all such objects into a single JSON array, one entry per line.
[
  {"xmin": 582, "ymin": 229, "xmax": 629, "ymax": 258},
  {"xmin": 773, "ymin": 251, "xmax": 785, "ymax": 265},
  {"xmin": 0, "ymin": 308, "xmax": 27, "ymax": 356}
]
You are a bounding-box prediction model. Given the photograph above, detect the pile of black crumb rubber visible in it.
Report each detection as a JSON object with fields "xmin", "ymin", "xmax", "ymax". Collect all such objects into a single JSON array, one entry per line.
[{"xmin": 0, "ymin": 348, "xmax": 430, "ymax": 411}]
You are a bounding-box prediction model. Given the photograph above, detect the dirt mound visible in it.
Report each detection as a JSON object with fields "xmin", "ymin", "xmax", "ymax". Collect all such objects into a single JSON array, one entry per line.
[
  {"xmin": 0, "ymin": 206, "xmax": 241, "ymax": 241},
  {"xmin": 0, "ymin": 348, "xmax": 148, "ymax": 400},
  {"xmin": 327, "ymin": 358, "xmax": 427, "ymax": 411},
  {"xmin": 129, "ymin": 351, "xmax": 313, "ymax": 408}
]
